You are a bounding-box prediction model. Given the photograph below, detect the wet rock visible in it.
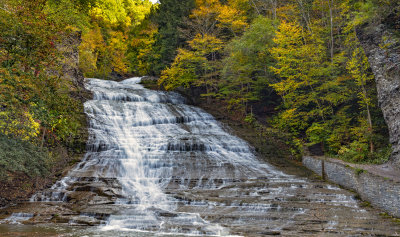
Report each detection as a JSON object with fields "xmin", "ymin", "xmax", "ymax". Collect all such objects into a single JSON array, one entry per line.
[
  {"xmin": 80, "ymin": 205, "xmax": 121, "ymax": 216},
  {"xmin": 259, "ymin": 231, "xmax": 281, "ymax": 235},
  {"xmin": 53, "ymin": 215, "xmax": 101, "ymax": 226},
  {"xmin": 69, "ymin": 215, "xmax": 102, "ymax": 226},
  {"xmin": 155, "ymin": 210, "xmax": 178, "ymax": 218},
  {"xmin": 87, "ymin": 196, "xmax": 115, "ymax": 205}
]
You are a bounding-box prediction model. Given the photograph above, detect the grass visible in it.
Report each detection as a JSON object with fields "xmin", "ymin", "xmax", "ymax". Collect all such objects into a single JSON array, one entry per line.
[{"xmin": 354, "ymin": 168, "xmax": 366, "ymax": 176}]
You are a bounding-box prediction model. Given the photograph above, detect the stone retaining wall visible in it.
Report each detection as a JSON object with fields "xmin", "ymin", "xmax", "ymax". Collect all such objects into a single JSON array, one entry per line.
[{"xmin": 303, "ymin": 156, "xmax": 400, "ymax": 218}]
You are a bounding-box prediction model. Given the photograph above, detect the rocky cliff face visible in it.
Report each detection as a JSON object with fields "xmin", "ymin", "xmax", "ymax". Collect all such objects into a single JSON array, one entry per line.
[
  {"xmin": 357, "ymin": 23, "xmax": 400, "ymax": 169},
  {"xmin": 57, "ymin": 31, "xmax": 89, "ymax": 148},
  {"xmin": 55, "ymin": 31, "xmax": 86, "ymax": 94}
]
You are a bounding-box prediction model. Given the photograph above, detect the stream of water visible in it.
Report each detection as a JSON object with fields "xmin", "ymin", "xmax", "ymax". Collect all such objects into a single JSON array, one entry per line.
[{"xmin": 0, "ymin": 78, "xmax": 399, "ymax": 236}]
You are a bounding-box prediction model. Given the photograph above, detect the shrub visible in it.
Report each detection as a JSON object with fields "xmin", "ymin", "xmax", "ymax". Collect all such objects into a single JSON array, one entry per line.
[{"xmin": 0, "ymin": 133, "xmax": 50, "ymax": 179}]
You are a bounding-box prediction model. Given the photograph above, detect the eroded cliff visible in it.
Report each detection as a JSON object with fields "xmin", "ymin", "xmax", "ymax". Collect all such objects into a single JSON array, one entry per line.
[{"xmin": 357, "ymin": 20, "xmax": 400, "ymax": 169}]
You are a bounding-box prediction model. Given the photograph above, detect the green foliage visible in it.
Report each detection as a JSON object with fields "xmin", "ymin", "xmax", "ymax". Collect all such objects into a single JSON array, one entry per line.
[
  {"xmin": 159, "ymin": 34, "xmax": 223, "ymax": 93},
  {"xmin": 153, "ymin": 0, "xmax": 393, "ymax": 164},
  {"xmin": 159, "ymin": 48, "xmax": 202, "ymax": 90},
  {"xmin": 351, "ymin": 0, "xmax": 377, "ymax": 26},
  {"xmin": 0, "ymin": 133, "xmax": 50, "ymax": 178},
  {"xmin": 127, "ymin": 18, "xmax": 158, "ymax": 75},
  {"xmin": 221, "ymin": 17, "xmax": 277, "ymax": 114},
  {"xmin": 79, "ymin": 25, "xmax": 106, "ymax": 77},
  {"xmin": 306, "ymin": 123, "xmax": 329, "ymax": 146},
  {"xmin": 150, "ymin": 0, "xmax": 196, "ymax": 75},
  {"xmin": 45, "ymin": 0, "xmax": 90, "ymax": 31},
  {"xmin": 0, "ymin": 0, "xmax": 396, "ymax": 168},
  {"xmin": 78, "ymin": 0, "xmax": 153, "ymax": 78},
  {"xmin": 0, "ymin": 0, "xmax": 87, "ymax": 150},
  {"xmin": 339, "ymin": 140, "xmax": 369, "ymax": 162},
  {"xmin": 244, "ymin": 113, "xmax": 256, "ymax": 125},
  {"xmin": 351, "ymin": 0, "xmax": 400, "ymax": 27},
  {"xmin": 339, "ymin": 142, "xmax": 391, "ymax": 164}
]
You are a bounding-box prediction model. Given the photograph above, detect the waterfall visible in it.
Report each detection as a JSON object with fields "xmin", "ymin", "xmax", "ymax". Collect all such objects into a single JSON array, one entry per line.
[{"xmin": 83, "ymin": 78, "xmax": 295, "ymax": 234}]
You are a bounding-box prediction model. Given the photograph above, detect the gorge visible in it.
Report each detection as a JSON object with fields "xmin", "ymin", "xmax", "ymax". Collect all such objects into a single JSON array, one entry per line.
[{"xmin": 0, "ymin": 78, "xmax": 399, "ymax": 236}]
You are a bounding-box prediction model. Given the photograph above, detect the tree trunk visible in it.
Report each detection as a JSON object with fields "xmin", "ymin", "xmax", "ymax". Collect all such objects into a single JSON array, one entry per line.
[
  {"xmin": 328, "ymin": 0, "xmax": 334, "ymax": 63},
  {"xmin": 250, "ymin": 0, "xmax": 261, "ymax": 15},
  {"xmin": 297, "ymin": 0, "xmax": 312, "ymax": 33},
  {"xmin": 206, "ymin": 84, "xmax": 211, "ymax": 104},
  {"xmin": 40, "ymin": 127, "xmax": 46, "ymax": 150},
  {"xmin": 361, "ymin": 83, "xmax": 374, "ymax": 153}
]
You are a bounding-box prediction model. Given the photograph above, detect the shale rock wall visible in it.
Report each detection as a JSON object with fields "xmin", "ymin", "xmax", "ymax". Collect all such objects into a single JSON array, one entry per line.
[
  {"xmin": 357, "ymin": 24, "xmax": 400, "ymax": 169},
  {"xmin": 57, "ymin": 31, "xmax": 85, "ymax": 89}
]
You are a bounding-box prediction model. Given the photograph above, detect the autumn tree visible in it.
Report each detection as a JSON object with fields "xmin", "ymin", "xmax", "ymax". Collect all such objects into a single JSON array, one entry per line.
[
  {"xmin": 159, "ymin": 34, "xmax": 223, "ymax": 100},
  {"xmin": 270, "ymin": 20, "xmax": 353, "ymax": 152},
  {"xmin": 127, "ymin": 18, "xmax": 158, "ymax": 75},
  {"xmin": 0, "ymin": 0, "xmax": 87, "ymax": 145},
  {"xmin": 182, "ymin": 0, "xmax": 249, "ymax": 40},
  {"xmin": 221, "ymin": 16, "xmax": 277, "ymax": 114},
  {"xmin": 78, "ymin": 0, "xmax": 153, "ymax": 78},
  {"xmin": 149, "ymin": 0, "xmax": 195, "ymax": 75}
]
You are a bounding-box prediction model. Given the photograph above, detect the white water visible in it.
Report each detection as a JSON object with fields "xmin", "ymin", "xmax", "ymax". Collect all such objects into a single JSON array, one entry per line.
[
  {"xmin": 0, "ymin": 213, "xmax": 34, "ymax": 225},
  {"xmin": 83, "ymin": 78, "xmax": 294, "ymax": 234}
]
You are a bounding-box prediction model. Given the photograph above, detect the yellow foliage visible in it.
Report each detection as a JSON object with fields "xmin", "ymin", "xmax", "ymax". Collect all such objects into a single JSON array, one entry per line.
[
  {"xmin": 0, "ymin": 110, "xmax": 40, "ymax": 141},
  {"xmin": 216, "ymin": 2, "xmax": 248, "ymax": 33},
  {"xmin": 160, "ymin": 33, "xmax": 223, "ymax": 92},
  {"xmin": 109, "ymin": 32, "xmax": 129, "ymax": 74},
  {"xmin": 346, "ymin": 47, "xmax": 374, "ymax": 108},
  {"xmin": 189, "ymin": 34, "xmax": 223, "ymax": 56},
  {"xmin": 124, "ymin": 0, "xmax": 153, "ymax": 26},
  {"xmin": 159, "ymin": 48, "xmax": 204, "ymax": 90},
  {"xmin": 79, "ymin": 26, "xmax": 129, "ymax": 77},
  {"xmin": 79, "ymin": 26, "xmax": 105, "ymax": 77},
  {"xmin": 89, "ymin": 0, "xmax": 152, "ymax": 28},
  {"xmin": 130, "ymin": 22, "xmax": 158, "ymax": 75},
  {"xmin": 90, "ymin": 0, "xmax": 131, "ymax": 27},
  {"xmin": 269, "ymin": 21, "xmax": 306, "ymax": 96},
  {"xmin": 276, "ymin": 4, "xmax": 299, "ymax": 22},
  {"xmin": 191, "ymin": 0, "xmax": 248, "ymax": 36}
]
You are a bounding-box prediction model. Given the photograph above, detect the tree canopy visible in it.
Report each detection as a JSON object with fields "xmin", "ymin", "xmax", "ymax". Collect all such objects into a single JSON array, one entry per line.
[{"xmin": 1, "ymin": 0, "xmax": 397, "ymax": 168}]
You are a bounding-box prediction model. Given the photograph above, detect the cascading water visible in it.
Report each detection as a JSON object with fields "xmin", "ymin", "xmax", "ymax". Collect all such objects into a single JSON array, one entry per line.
[
  {"xmin": 81, "ymin": 77, "xmax": 300, "ymax": 234},
  {"xmin": 4, "ymin": 77, "xmax": 400, "ymax": 236}
]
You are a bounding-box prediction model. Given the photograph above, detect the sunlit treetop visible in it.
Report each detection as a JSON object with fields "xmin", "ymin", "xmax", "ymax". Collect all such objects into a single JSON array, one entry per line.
[{"xmin": 90, "ymin": 0, "xmax": 152, "ymax": 27}]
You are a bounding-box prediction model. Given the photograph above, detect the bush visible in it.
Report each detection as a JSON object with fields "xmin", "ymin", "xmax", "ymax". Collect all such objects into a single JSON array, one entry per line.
[
  {"xmin": 0, "ymin": 133, "xmax": 50, "ymax": 179},
  {"xmin": 338, "ymin": 141, "xmax": 391, "ymax": 164}
]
